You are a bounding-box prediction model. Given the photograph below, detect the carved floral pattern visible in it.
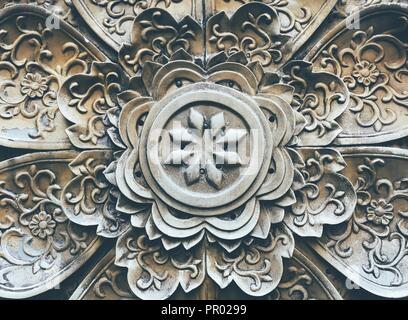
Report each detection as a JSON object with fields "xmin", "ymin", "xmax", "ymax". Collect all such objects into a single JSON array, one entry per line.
[
  {"xmin": 206, "ymin": 3, "xmax": 292, "ymax": 70},
  {"xmin": 28, "ymin": 211, "xmax": 57, "ymax": 239},
  {"xmin": 90, "ymin": 0, "xmax": 184, "ymax": 38},
  {"xmin": 334, "ymin": 156, "xmax": 408, "ymax": 281},
  {"xmin": 55, "ymin": 9, "xmax": 355, "ymax": 296},
  {"xmin": 0, "ymin": 0, "xmax": 408, "ymax": 301},
  {"xmin": 352, "ymin": 60, "xmax": 380, "ymax": 87},
  {"xmin": 319, "ymin": 25, "xmax": 408, "ymax": 132},
  {"xmin": 0, "ymin": 152, "xmax": 100, "ymax": 298},
  {"xmin": 69, "ymin": 247, "xmax": 341, "ymax": 300},
  {"xmin": 164, "ymin": 109, "xmax": 246, "ymax": 188},
  {"xmin": 219, "ymin": 0, "xmax": 313, "ymax": 36},
  {"xmin": 0, "ymin": 5, "xmax": 103, "ymax": 149},
  {"xmin": 311, "ymin": 148, "xmax": 408, "ymax": 297},
  {"xmin": 118, "ymin": 8, "xmax": 203, "ymax": 75},
  {"xmin": 366, "ymin": 199, "xmax": 394, "ymax": 226},
  {"xmin": 308, "ymin": 5, "xmax": 408, "ymax": 143}
]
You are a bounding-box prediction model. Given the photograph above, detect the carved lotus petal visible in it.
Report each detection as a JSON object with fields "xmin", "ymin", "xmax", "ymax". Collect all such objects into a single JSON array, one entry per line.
[
  {"xmin": 207, "ymin": 224, "xmax": 294, "ymax": 297},
  {"xmin": 0, "ymin": 5, "xmax": 105, "ymax": 149},
  {"xmin": 61, "ymin": 150, "xmax": 130, "ymax": 238},
  {"xmin": 208, "ymin": 0, "xmax": 338, "ymax": 69},
  {"xmin": 282, "ymin": 61, "xmax": 350, "ymax": 146},
  {"xmin": 70, "ymin": 247, "xmax": 342, "ymax": 300},
  {"xmin": 0, "ymin": 151, "xmax": 100, "ymax": 298},
  {"xmin": 206, "ymin": 3, "xmax": 288, "ymax": 72},
  {"xmin": 58, "ymin": 62, "xmax": 129, "ymax": 149},
  {"xmin": 115, "ymin": 224, "xmax": 295, "ymax": 299},
  {"xmin": 306, "ymin": 4, "xmax": 408, "ymax": 145},
  {"xmin": 73, "ymin": 0, "xmax": 200, "ymax": 52},
  {"xmin": 311, "ymin": 147, "xmax": 408, "ymax": 298},
  {"xmin": 56, "ymin": 29, "xmax": 354, "ymax": 298},
  {"xmin": 119, "ymin": 9, "xmax": 204, "ymax": 75},
  {"xmin": 284, "ymin": 148, "xmax": 357, "ymax": 237},
  {"xmin": 115, "ymin": 228, "xmax": 205, "ymax": 300}
]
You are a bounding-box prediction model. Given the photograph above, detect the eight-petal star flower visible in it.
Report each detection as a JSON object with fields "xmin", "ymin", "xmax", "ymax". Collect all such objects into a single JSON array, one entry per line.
[{"xmin": 165, "ymin": 109, "xmax": 246, "ymax": 189}]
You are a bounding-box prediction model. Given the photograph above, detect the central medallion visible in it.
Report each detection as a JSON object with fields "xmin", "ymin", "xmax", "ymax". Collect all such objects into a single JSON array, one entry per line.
[
  {"xmin": 163, "ymin": 107, "xmax": 247, "ymax": 190},
  {"xmin": 139, "ymin": 83, "xmax": 273, "ymax": 216}
]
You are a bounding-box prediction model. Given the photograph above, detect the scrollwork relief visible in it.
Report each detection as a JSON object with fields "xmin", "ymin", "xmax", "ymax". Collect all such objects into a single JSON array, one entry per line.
[
  {"xmin": 313, "ymin": 147, "xmax": 408, "ymax": 298},
  {"xmin": 308, "ymin": 4, "xmax": 408, "ymax": 144},
  {"xmin": 73, "ymin": 0, "xmax": 201, "ymax": 51},
  {"xmin": 0, "ymin": 151, "xmax": 100, "ymax": 298},
  {"xmin": 0, "ymin": 5, "xmax": 105, "ymax": 149},
  {"xmin": 206, "ymin": 3, "xmax": 292, "ymax": 71}
]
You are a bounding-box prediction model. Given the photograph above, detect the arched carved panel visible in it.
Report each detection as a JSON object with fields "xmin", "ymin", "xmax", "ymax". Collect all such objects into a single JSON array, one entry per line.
[{"xmin": 204, "ymin": 0, "xmax": 338, "ymax": 70}]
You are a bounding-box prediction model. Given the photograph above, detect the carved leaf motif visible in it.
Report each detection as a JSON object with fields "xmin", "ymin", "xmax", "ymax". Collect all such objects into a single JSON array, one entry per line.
[
  {"xmin": 207, "ymin": 224, "xmax": 294, "ymax": 297},
  {"xmin": 269, "ymin": 249, "xmax": 341, "ymax": 300},
  {"xmin": 119, "ymin": 8, "xmax": 204, "ymax": 75},
  {"xmin": 62, "ymin": 150, "xmax": 130, "ymax": 238},
  {"xmin": 70, "ymin": 247, "xmax": 341, "ymax": 300},
  {"xmin": 206, "ymin": 3, "xmax": 292, "ymax": 71},
  {"xmin": 284, "ymin": 148, "xmax": 356, "ymax": 237},
  {"xmin": 2, "ymin": 0, "xmax": 408, "ymax": 301},
  {"xmin": 0, "ymin": 151, "xmax": 100, "ymax": 298},
  {"xmin": 115, "ymin": 228, "xmax": 205, "ymax": 300},
  {"xmin": 281, "ymin": 61, "xmax": 349, "ymax": 146},
  {"xmin": 207, "ymin": 0, "xmax": 338, "ymax": 67},
  {"xmin": 70, "ymin": 249, "xmax": 135, "ymax": 300},
  {"xmin": 59, "ymin": 62, "xmax": 129, "ymax": 149},
  {"xmin": 73, "ymin": 0, "xmax": 199, "ymax": 51},
  {"xmin": 115, "ymin": 225, "xmax": 295, "ymax": 299}
]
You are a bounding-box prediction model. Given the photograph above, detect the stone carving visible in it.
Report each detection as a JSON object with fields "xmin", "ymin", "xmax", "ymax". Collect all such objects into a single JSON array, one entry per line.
[
  {"xmin": 118, "ymin": 8, "xmax": 203, "ymax": 75},
  {"xmin": 0, "ymin": 0, "xmax": 78, "ymax": 26},
  {"xmin": 312, "ymin": 147, "xmax": 408, "ymax": 298},
  {"xmin": 58, "ymin": 63, "xmax": 126, "ymax": 149},
  {"xmin": 163, "ymin": 109, "xmax": 246, "ymax": 188},
  {"xmin": 282, "ymin": 61, "xmax": 349, "ymax": 146},
  {"xmin": 0, "ymin": 0, "xmax": 407, "ymax": 300},
  {"xmin": 206, "ymin": 3, "xmax": 293, "ymax": 70},
  {"xmin": 0, "ymin": 151, "xmax": 100, "ymax": 298},
  {"xmin": 0, "ymin": 5, "xmax": 105, "ymax": 149},
  {"xmin": 268, "ymin": 249, "xmax": 341, "ymax": 300},
  {"xmin": 307, "ymin": 4, "xmax": 408, "ymax": 144},
  {"xmin": 56, "ymin": 1, "xmax": 355, "ymax": 297},
  {"xmin": 284, "ymin": 148, "xmax": 356, "ymax": 237},
  {"xmin": 61, "ymin": 150, "xmax": 130, "ymax": 238},
  {"xmin": 333, "ymin": 0, "xmax": 401, "ymax": 19}
]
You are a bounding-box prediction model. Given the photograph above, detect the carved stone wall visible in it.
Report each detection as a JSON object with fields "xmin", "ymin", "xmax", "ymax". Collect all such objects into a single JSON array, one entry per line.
[{"xmin": 0, "ymin": 0, "xmax": 406, "ymax": 300}]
